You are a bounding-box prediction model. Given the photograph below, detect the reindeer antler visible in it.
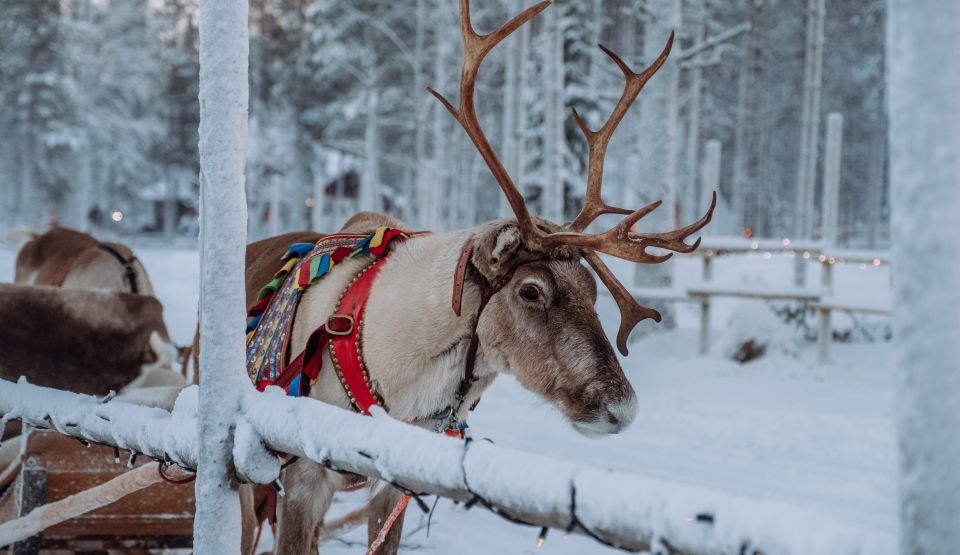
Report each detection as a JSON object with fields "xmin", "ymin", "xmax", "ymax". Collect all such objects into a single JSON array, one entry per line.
[
  {"xmin": 567, "ymin": 38, "xmax": 675, "ymax": 232},
  {"xmin": 427, "ymin": 0, "xmax": 551, "ymax": 248},
  {"xmin": 430, "ymin": 1, "xmax": 715, "ymax": 355}
]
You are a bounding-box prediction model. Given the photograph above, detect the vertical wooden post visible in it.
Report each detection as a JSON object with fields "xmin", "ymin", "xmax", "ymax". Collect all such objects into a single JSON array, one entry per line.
[
  {"xmin": 12, "ymin": 464, "xmax": 46, "ymax": 555},
  {"xmin": 698, "ymin": 297, "xmax": 710, "ymax": 355},
  {"xmin": 195, "ymin": 0, "xmax": 249, "ymax": 551},
  {"xmin": 820, "ymin": 258, "xmax": 833, "ymax": 292},
  {"xmin": 889, "ymin": 1, "xmax": 960, "ymax": 553},
  {"xmin": 817, "ymin": 306, "xmax": 830, "ymax": 364},
  {"xmin": 702, "ymin": 254, "xmax": 713, "ymax": 282},
  {"xmin": 821, "ymin": 113, "xmax": 844, "ymax": 245}
]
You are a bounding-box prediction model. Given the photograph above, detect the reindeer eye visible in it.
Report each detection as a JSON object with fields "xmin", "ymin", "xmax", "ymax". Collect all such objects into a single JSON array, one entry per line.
[{"xmin": 518, "ymin": 284, "xmax": 542, "ymax": 302}]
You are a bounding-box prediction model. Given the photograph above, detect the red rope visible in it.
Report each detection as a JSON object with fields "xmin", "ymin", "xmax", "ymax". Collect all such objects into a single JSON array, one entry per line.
[
  {"xmin": 365, "ymin": 495, "xmax": 410, "ymax": 555},
  {"xmin": 252, "ymin": 519, "xmax": 265, "ymax": 555},
  {"xmin": 51, "ymin": 251, "xmax": 84, "ymax": 287}
]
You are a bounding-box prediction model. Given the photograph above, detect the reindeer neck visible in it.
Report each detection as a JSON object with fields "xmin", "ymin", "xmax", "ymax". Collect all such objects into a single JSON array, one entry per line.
[{"xmin": 360, "ymin": 228, "xmax": 495, "ymax": 423}]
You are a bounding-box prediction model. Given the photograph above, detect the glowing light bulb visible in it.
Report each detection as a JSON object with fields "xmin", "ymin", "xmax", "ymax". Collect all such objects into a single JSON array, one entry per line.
[
  {"xmin": 305, "ymin": 197, "xmax": 316, "ymax": 208},
  {"xmin": 873, "ymin": 258, "xmax": 881, "ymax": 266},
  {"xmin": 782, "ymin": 238, "xmax": 791, "ymax": 246},
  {"xmin": 802, "ymin": 251, "xmax": 811, "ymax": 259},
  {"xmin": 111, "ymin": 211, "xmax": 123, "ymax": 222},
  {"xmin": 750, "ymin": 241, "xmax": 759, "ymax": 250},
  {"xmin": 818, "ymin": 255, "xmax": 827, "ymax": 263},
  {"xmin": 828, "ymin": 257, "xmax": 836, "ymax": 265}
]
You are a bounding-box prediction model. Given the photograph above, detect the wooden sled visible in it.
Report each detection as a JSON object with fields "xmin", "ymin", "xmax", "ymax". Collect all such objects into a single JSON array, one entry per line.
[{"xmin": 0, "ymin": 431, "xmax": 194, "ymax": 554}]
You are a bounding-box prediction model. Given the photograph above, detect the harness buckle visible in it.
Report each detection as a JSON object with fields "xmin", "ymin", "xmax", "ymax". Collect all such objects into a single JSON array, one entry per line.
[{"xmin": 326, "ymin": 314, "xmax": 355, "ymax": 336}]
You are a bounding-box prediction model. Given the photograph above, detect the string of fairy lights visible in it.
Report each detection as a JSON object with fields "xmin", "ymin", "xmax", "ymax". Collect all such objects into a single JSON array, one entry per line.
[{"xmin": 702, "ymin": 237, "xmax": 888, "ymax": 271}]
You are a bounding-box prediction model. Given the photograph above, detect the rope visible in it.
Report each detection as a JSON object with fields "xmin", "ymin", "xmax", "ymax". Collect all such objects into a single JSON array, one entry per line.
[
  {"xmin": 0, "ymin": 463, "xmax": 163, "ymax": 547},
  {"xmin": 365, "ymin": 495, "xmax": 410, "ymax": 555},
  {"xmin": 158, "ymin": 461, "xmax": 197, "ymax": 484}
]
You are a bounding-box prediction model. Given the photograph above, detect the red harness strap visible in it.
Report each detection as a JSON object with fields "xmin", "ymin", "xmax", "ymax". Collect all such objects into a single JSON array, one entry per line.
[
  {"xmin": 264, "ymin": 251, "xmax": 392, "ymax": 414},
  {"xmin": 258, "ymin": 250, "xmax": 395, "ymax": 528},
  {"xmin": 327, "ymin": 256, "xmax": 389, "ymax": 414},
  {"xmin": 51, "ymin": 251, "xmax": 84, "ymax": 287}
]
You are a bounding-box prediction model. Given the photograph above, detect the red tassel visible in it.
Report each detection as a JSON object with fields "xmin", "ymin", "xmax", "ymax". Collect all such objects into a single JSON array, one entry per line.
[
  {"xmin": 332, "ymin": 246, "xmax": 353, "ymax": 263},
  {"xmin": 247, "ymin": 296, "xmax": 270, "ymax": 316},
  {"xmin": 297, "ymin": 260, "xmax": 312, "ymax": 288}
]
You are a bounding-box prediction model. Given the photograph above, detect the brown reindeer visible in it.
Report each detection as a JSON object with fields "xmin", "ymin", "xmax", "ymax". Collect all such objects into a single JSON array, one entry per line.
[
  {"xmin": 237, "ymin": 2, "xmax": 714, "ymax": 553},
  {"xmin": 7, "ymin": 226, "xmax": 155, "ymax": 295},
  {"xmin": 5, "ymin": 226, "xmax": 183, "ymax": 385}
]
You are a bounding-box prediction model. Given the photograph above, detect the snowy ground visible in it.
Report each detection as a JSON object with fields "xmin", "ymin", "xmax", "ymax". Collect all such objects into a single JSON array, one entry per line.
[{"xmin": 0, "ymin": 243, "xmax": 898, "ymax": 553}]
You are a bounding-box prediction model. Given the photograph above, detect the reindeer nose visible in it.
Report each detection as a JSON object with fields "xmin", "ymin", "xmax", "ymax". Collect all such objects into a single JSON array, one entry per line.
[{"xmin": 605, "ymin": 394, "xmax": 638, "ymax": 432}]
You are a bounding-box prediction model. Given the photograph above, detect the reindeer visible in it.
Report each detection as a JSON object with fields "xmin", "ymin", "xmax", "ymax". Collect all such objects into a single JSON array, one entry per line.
[
  {"xmin": 6, "ymin": 226, "xmax": 154, "ymax": 295},
  {"xmin": 5, "ymin": 226, "xmax": 184, "ymax": 387},
  {"xmin": 238, "ymin": 2, "xmax": 715, "ymax": 553}
]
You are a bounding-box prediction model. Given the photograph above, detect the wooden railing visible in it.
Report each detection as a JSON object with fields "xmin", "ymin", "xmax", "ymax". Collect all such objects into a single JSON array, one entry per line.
[{"xmin": 0, "ymin": 378, "xmax": 890, "ymax": 554}]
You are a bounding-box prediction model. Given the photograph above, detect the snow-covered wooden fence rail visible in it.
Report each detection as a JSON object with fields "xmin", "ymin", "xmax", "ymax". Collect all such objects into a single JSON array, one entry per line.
[{"xmin": 0, "ymin": 377, "xmax": 892, "ymax": 554}]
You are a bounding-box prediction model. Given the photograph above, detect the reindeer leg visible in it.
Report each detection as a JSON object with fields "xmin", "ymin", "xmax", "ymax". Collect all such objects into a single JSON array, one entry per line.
[
  {"xmin": 274, "ymin": 461, "xmax": 338, "ymax": 555},
  {"xmin": 367, "ymin": 486, "xmax": 407, "ymax": 555},
  {"xmin": 239, "ymin": 483, "xmax": 259, "ymax": 555}
]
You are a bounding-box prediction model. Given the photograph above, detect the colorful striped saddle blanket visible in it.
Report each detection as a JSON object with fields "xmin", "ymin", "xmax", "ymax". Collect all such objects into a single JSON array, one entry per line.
[{"xmin": 245, "ymin": 227, "xmax": 411, "ymax": 395}]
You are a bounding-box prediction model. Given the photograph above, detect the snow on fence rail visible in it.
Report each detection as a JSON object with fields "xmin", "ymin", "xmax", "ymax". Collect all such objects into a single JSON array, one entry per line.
[{"xmin": 0, "ymin": 377, "xmax": 893, "ymax": 554}]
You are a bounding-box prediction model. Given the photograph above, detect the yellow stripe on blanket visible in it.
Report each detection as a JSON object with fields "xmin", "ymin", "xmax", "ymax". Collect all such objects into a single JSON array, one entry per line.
[
  {"xmin": 369, "ymin": 227, "xmax": 388, "ymax": 249},
  {"xmin": 274, "ymin": 257, "xmax": 299, "ymax": 279}
]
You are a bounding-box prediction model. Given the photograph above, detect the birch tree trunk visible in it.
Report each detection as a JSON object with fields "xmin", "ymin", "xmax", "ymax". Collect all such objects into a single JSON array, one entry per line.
[
  {"xmin": 74, "ymin": 138, "xmax": 95, "ymax": 232},
  {"xmin": 620, "ymin": 6, "xmax": 638, "ymax": 211},
  {"xmin": 18, "ymin": 132, "xmax": 37, "ymax": 228},
  {"xmin": 683, "ymin": 0, "xmax": 705, "ymax": 224},
  {"xmin": 888, "ymin": 2, "xmax": 960, "ymax": 553},
  {"xmin": 163, "ymin": 179, "xmax": 177, "ymax": 238},
  {"xmin": 793, "ymin": 0, "xmax": 825, "ymax": 284},
  {"xmin": 731, "ymin": 5, "xmax": 760, "ymax": 236},
  {"xmin": 516, "ymin": 17, "xmax": 530, "ymax": 201},
  {"xmin": 269, "ymin": 175, "xmax": 281, "ymax": 237},
  {"xmin": 425, "ymin": 38, "xmax": 448, "ymax": 230},
  {"xmin": 542, "ymin": 5, "xmax": 565, "ymax": 222},
  {"xmin": 311, "ymin": 155, "xmax": 327, "ymax": 232},
  {"xmin": 410, "ymin": 0, "xmax": 427, "ymax": 227},
  {"xmin": 195, "ymin": 0, "xmax": 249, "ymax": 551},
  {"xmin": 635, "ymin": 0, "xmax": 681, "ymax": 319},
  {"xmin": 499, "ymin": 0, "xmax": 521, "ymax": 220},
  {"xmin": 0, "ymin": 127, "xmax": 13, "ymax": 226},
  {"xmin": 361, "ymin": 89, "xmax": 381, "ymax": 214}
]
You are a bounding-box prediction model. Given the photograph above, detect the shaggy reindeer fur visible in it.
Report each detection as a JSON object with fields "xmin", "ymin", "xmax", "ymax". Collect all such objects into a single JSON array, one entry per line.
[{"xmin": 0, "ymin": 284, "xmax": 174, "ymax": 394}]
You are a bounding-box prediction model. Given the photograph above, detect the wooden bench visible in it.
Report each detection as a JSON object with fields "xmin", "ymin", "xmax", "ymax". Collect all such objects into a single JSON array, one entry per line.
[
  {"xmin": 0, "ymin": 431, "xmax": 194, "ymax": 553},
  {"xmin": 811, "ymin": 297, "xmax": 892, "ymax": 363},
  {"xmin": 687, "ymin": 284, "xmax": 825, "ymax": 356}
]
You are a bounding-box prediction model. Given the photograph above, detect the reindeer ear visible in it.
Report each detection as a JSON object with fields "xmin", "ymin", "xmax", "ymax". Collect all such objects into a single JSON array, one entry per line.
[{"xmin": 472, "ymin": 223, "xmax": 523, "ymax": 282}]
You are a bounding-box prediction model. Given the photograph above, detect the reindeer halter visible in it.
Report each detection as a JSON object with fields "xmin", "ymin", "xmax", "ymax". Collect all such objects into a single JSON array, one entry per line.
[{"xmin": 432, "ymin": 0, "xmax": 716, "ymax": 356}]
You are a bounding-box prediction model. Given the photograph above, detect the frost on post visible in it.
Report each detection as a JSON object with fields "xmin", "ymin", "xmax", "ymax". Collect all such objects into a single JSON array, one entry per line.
[
  {"xmin": 195, "ymin": 0, "xmax": 250, "ymax": 552},
  {"xmin": 889, "ymin": 1, "xmax": 960, "ymax": 553}
]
